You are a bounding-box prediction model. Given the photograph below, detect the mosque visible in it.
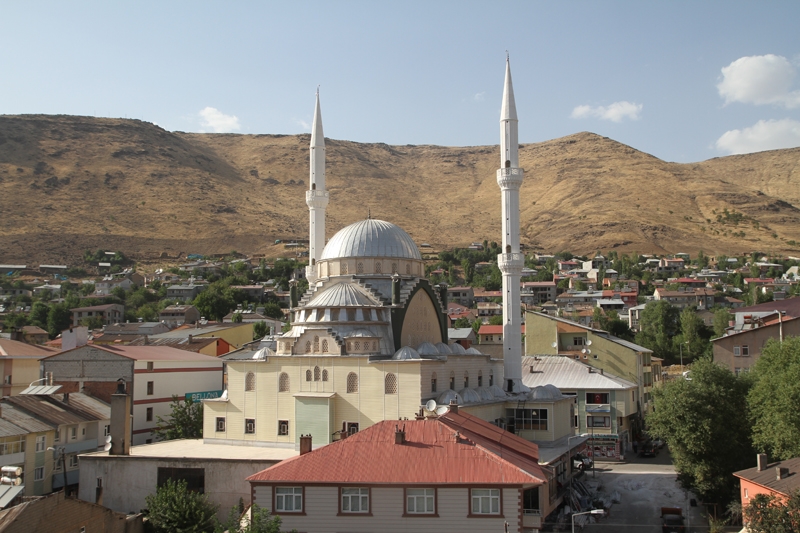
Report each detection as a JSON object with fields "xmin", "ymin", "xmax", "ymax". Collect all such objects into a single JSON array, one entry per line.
[{"xmin": 202, "ymin": 59, "xmax": 572, "ymax": 449}]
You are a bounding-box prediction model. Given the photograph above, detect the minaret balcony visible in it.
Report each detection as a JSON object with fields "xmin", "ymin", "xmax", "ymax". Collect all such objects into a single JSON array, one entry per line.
[
  {"xmin": 496, "ymin": 167, "xmax": 524, "ymax": 189},
  {"xmin": 306, "ymin": 189, "xmax": 330, "ymax": 208},
  {"xmin": 497, "ymin": 252, "xmax": 524, "ymax": 274}
]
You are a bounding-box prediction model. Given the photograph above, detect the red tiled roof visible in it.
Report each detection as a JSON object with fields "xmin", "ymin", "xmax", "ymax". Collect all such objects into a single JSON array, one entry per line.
[
  {"xmin": 478, "ymin": 325, "xmax": 525, "ymax": 335},
  {"xmin": 247, "ymin": 415, "xmax": 546, "ymax": 485}
]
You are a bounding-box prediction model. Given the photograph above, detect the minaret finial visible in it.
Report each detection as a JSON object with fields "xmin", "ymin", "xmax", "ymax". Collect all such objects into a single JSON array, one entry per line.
[
  {"xmin": 506, "ymin": 50, "xmax": 509, "ymax": 61},
  {"xmin": 368, "ymin": 208, "xmax": 371, "ymax": 220}
]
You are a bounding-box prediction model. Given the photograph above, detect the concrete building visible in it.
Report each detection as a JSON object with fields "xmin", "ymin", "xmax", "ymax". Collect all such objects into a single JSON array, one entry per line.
[
  {"xmin": 712, "ymin": 313, "xmax": 799, "ymax": 374},
  {"xmin": 70, "ymin": 304, "xmax": 124, "ymax": 327},
  {"xmin": 0, "ymin": 401, "xmax": 54, "ymax": 497},
  {"xmin": 158, "ymin": 305, "xmax": 201, "ymax": 327},
  {"xmin": 0, "ymin": 339, "xmax": 59, "ymax": 396},
  {"xmin": 734, "ymin": 454, "xmax": 800, "ymax": 515},
  {"xmin": 521, "ymin": 281, "xmax": 557, "ymax": 306}
]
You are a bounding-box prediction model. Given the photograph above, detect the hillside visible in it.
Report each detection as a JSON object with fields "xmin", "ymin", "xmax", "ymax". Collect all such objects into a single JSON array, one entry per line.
[{"xmin": 1, "ymin": 114, "xmax": 799, "ymax": 264}]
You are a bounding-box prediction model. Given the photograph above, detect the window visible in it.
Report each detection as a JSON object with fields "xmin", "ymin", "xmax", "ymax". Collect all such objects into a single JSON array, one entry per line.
[
  {"xmin": 471, "ymin": 489, "xmax": 500, "ymax": 515},
  {"xmin": 147, "ymin": 381, "xmax": 154, "ymax": 395},
  {"xmin": 216, "ymin": 417, "xmax": 226, "ymax": 432},
  {"xmin": 573, "ymin": 336, "xmax": 585, "ymax": 346},
  {"xmin": 464, "ymin": 371, "xmax": 469, "ymax": 389},
  {"xmin": 314, "ymin": 336, "xmax": 319, "ymax": 352},
  {"xmin": 321, "ymin": 340, "xmax": 329, "ymax": 352},
  {"xmin": 276, "ymin": 487, "xmax": 303, "ymax": 512},
  {"xmin": 322, "ymin": 369, "xmax": 329, "ymax": 381},
  {"xmin": 279, "ymin": 373, "xmax": 290, "ymax": 392},
  {"xmin": 375, "ymin": 261, "xmax": 382, "ymax": 274},
  {"xmin": 55, "ymin": 429, "xmax": 61, "ymax": 442},
  {"xmin": 314, "ymin": 366, "xmax": 321, "ymax": 381},
  {"xmin": 71, "ymin": 427, "xmax": 77, "ymax": 440},
  {"xmin": 478, "ymin": 371, "xmax": 483, "ymax": 387},
  {"xmin": 357, "ymin": 262, "xmax": 364, "ymax": 274},
  {"xmin": 507, "ymin": 408, "xmax": 548, "ymax": 431},
  {"xmin": 305, "ymin": 370, "xmax": 312, "ymax": 382},
  {"xmin": 431, "ymin": 372, "xmax": 437, "ymax": 393},
  {"xmin": 278, "ymin": 420, "xmax": 289, "ymax": 436},
  {"xmin": 489, "ymin": 371, "xmax": 494, "ymax": 387},
  {"xmin": 586, "ymin": 393, "xmax": 609, "ymax": 404},
  {"xmin": 406, "ymin": 488, "xmax": 435, "ymax": 514},
  {"xmin": 345, "ymin": 422, "xmax": 359, "ymax": 435},
  {"xmin": 341, "ymin": 262, "xmax": 348, "ymax": 275},
  {"xmin": 587, "ymin": 415, "xmax": 611, "ymax": 428},
  {"xmin": 147, "ymin": 362, "xmax": 154, "ymax": 372},
  {"xmin": 449, "ymin": 371, "xmax": 455, "ymax": 390},
  {"xmin": 305, "ymin": 341, "xmax": 312, "ymax": 354},
  {"xmin": 341, "ymin": 487, "xmax": 369, "ymax": 513},
  {"xmin": 69, "ymin": 454, "xmax": 78, "ymax": 468},
  {"xmin": 347, "ymin": 372, "xmax": 358, "ymax": 393},
  {"xmin": 104, "ymin": 425, "xmax": 110, "ymax": 437},
  {"xmin": 385, "ymin": 373, "xmax": 397, "ymax": 394},
  {"xmin": 733, "ymin": 346, "xmax": 741, "ymax": 356},
  {"xmin": 34, "ymin": 466, "xmax": 44, "ymax": 481},
  {"xmin": 742, "ymin": 345, "xmax": 749, "ymax": 357},
  {"xmin": 146, "ymin": 407, "xmax": 153, "ymax": 422},
  {"xmin": 35, "ymin": 435, "xmax": 46, "ymax": 452},
  {"xmin": 245, "ymin": 419, "xmax": 255, "ymax": 434},
  {"xmin": 245, "ymin": 372, "xmax": 256, "ymax": 391}
]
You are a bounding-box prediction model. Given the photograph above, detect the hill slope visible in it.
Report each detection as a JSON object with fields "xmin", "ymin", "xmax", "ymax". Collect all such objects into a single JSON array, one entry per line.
[{"xmin": 1, "ymin": 115, "xmax": 799, "ymax": 264}]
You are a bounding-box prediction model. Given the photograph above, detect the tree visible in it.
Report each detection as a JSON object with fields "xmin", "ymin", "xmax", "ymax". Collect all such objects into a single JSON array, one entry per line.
[
  {"xmin": 646, "ymin": 357, "xmax": 754, "ymax": 506},
  {"xmin": 742, "ymin": 490, "xmax": 800, "ymax": 533},
  {"xmin": 453, "ymin": 317, "xmax": 471, "ymax": 329},
  {"xmin": 471, "ymin": 318, "xmax": 482, "ymax": 334},
  {"xmin": 253, "ymin": 321, "xmax": 269, "ymax": 339},
  {"xmin": 748, "ymin": 337, "xmax": 800, "ymax": 460},
  {"xmin": 262, "ymin": 302, "xmax": 284, "ymax": 320},
  {"xmin": 217, "ymin": 504, "xmax": 293, "ymax": 533},
  {"xmin": 679, "ymin": 307, "xmax": 706, "ymax": 361},
  {"xmin": 46, "ymin": 303, "xmax": 72, "ymax": 338},
  {"xmin": 488, "ymin": 315, "xmax": 503, "ymax": 326},
  {"xmin": 144, "ymin": 478, "xmax": 217, "ymax": 533},
  {"xmin": 154, "ymin": 396, "xmax": 203, "ymax": 441},
  {"xmin": 713, "ymin": 308, "xmax": 732, "ymax": 338},
  {"xmin": 635, "ymin": 300, "xmax": 680, "ymax": 361}
]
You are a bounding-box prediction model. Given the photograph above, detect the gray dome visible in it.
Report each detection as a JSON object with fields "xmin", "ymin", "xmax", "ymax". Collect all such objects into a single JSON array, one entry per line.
[
  {"xmin": 449, "ymin": 343, "xmax": 466, "ymax": 354},
  {"xmin": 392, "ymin": 346, "xmax": 421, "ymax": 360},
  {"xmin": 434, "ymin": 342, "xmax": 452, "ymax": 355},
  {"xmin": 458, "ymin": 388, "xmax": 482, "ymax": 403},
  {"xmin": 475, "ymin": 386, "xmax": 495, "ymax": 401},
  {"xmin": 346, "ymin": 328, "xmax": 377, "ymax": 338},
  {"xmin": 320, "ymin": 219, "xmax": 422, "ymax": 261},
  {"xmin": 465, "ymin": 347, "xmax": 482, "ymax": 355},
  {"xmin": 307, "ymin": 282, "xmax": 380, "ymax": 308},
  {"xmin": 417, "ymin": 342, "xmax": 440, "ymax": 356},
  {"xmin": 489, "ymin": 385, "xmax": 507, "ymax": 398},
  {"xmin": 530, "ymin": 385, "xmax": 564, "ymax": 401},
  {"xmin": 436, "ymin": 389, "xmax": 463, "ymax": 405}
]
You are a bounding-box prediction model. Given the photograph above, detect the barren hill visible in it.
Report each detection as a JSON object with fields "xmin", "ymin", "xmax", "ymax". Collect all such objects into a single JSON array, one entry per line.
[{"xmin": 1, "ymin": 114, "xmax": 799, "ymax": 265}]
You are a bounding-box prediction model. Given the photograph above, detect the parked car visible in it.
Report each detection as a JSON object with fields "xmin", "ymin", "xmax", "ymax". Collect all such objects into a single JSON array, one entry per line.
[
  {"xmin": 661, "ymin": 507, "xmax": 685, "ymax": 532},
  {"xmin": 639, "ymin": 440, "xmax": 657, "ymax": 458},
  {"xmin": 572, "ymin": 453, "xmax": 594, "ymax": 471}
]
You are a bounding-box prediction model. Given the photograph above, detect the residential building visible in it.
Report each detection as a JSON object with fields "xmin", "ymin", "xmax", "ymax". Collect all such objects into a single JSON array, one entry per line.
[
  {"xmin": 158, "ymin": 304, "xmax": 201, "ymax": 327},
  {"xmin": 521, "ymin": 281, "xmax": 557, "ymax": 306},
  {"xmin": 126, "ymin": 335, "xmax": 231, "ymax": 357},
  {"xmin": 70, "ymin": 304, "xmax": 124, "ymax": 327},
  {"xmin": 656, "ymin": 258, "xmax": 685, "ymax": 273},
  {"xmin": 102, "ymin": 322, "xmax": 170, "ymax": 337},
  {"xmin": 447, "ymin": 328, "xmax": 476, "ymax": 349},
  {"xmin": 246, "ymin": 410, "xmax": 554, "ymax": 533},
  {"xmin": 734, "ymin": 454, "xmax": 800, "ymax": 513},
  {"xmin": 146, "ymin": 322, "xmax": 253, "ymax": 351},
  {"xmin": 166, "ymin": 283, "xmax": 207, "ymax": 302},
  {"xmin": 447, "ymin": 286, "xmax": 474, "ymax": 307},
  {"xmin": 43, "ymin": 345, "xmax": 223, "ymax": 444},
  {"xmin": 20, "ymin": 326, "xmax": 48, "ymax": 345},
  {"xmin": 230, "ymin": 285, "xmax": 266, "ymax": 302},
  {"xmin": 0, "ymin": 339, "xmax": 59, "ymax": 396},
  {"xmin": 653, "ymin": 287, "xmax": 715, "ymax": 310},
  {"xmin": 712, "ymin": 313, "xmax": 800, "ymax": 374},
  {"xmin": 477, "ymin": 301, "xmax": 502, "ymax": 322},
  {"xmin": 0, "ymin": 400, "xmax": 55, "ymax": 496}
]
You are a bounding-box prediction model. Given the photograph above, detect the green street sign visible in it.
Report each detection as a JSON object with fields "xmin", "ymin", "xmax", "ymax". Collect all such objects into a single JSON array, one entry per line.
[{"xmin": 185, "ymin": 390, "xmax": 223, "ymax": 401}]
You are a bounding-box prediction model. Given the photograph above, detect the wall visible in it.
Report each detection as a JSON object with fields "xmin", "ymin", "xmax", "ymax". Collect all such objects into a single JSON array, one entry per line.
[{"xmin": 713, "ymin": 320, "xmax": 800, "ymax": 374}]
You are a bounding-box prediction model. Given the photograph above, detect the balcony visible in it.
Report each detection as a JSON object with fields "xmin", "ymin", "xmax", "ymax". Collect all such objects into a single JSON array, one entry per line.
[
  {"xmin": 0, "ymin": 451, "xmax": 25, "ymax": 468},
  {"xmin": 62, "ymin": 438, "xmax": 99, "ymax": 454}
]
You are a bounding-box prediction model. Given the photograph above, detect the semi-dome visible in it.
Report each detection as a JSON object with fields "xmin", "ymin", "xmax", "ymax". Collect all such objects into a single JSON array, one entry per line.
[
  {"xmin": 392, "ymin": 346, "xmax": 421, "ymax": 360},
  {"xmin": 320, "ymin": 219, "xmax": 422, "ymax": 261},
  {"xmin": 458, "ymin": 388, "xmax": 482, "ymax": 403},
  {"xmin": 529, "ymin": 384, "xmax": 564, "ymax": 401},
  {"xmin": 449, "ymin": 343, "xmax": 466, "ymax": 354},
  {"xmin": 346, "ymin": 328, "xmax": 377, "ymax": 338},
  {"xmin": 465, "ymin": 347, "xmax": 483, "ymax": 355},
  {"xmin": 434, "ymin": 342, "xmax": 452, "ymax": 355},
  {"xmin": 307, "ymin": 282, "xmax": 380, "ymax": 308},
  {"xmin": 475, "ymin": 386, "xmax": 495, "ymax": 401},
  {"xmin": 436, "ymin": 389, "xmax": 463, "ymax": 405},
  {"xmin": 417, "ymin": 342, "xmax": 440, "ymax": 356}
]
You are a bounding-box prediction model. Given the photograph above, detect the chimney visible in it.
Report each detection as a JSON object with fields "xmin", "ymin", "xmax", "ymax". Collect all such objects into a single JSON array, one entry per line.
[
  {"xmin": 415, "ymin": 408, "xmax": 425, "ymax": 420},
  {"xmin": 395, "ymin": 424, "xmax": 406, "ymax": 445},
  {"xmin": 63, "ymin": 393, "xmax": 69, "ymax": 404},
  {"xmin": 777, "ymin": 467, "xmax": 790, "ymax": 480},
  {"xmin": 299, "ymin": 434, "xmax": 313, "ymax": 455},
  {"xmin": 143, "ymin": 335, "xmax": 149, "ymax": 345},
  {"xmin": 757, "ymin": 453, "xmax": 768, "ymax": 471},
  {"xmin": 188, "ymin": 335, "xmax": 193, "ymax": 343},
  {"xmin": 449, "ymin": 399, "xmax": 458, "ymax": 414},
  {"xmin": 600, "ymin": 368, "xmax": 604, "ymax": 375},
  {"xmin": 109, "ymin": 379, "xmax": 132, "ymax": 456}
]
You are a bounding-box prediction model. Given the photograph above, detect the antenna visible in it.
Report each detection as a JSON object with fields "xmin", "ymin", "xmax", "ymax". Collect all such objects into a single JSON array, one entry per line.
[{"xmin": 425, "ymin": 399, "xmax": 436, "ymax": 412}]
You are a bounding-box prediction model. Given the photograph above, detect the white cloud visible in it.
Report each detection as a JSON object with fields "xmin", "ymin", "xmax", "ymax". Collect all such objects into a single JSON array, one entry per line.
[
  {"xmin": 296, "ymin": 119, "xmax": 311, "ymax": 130},
  {"xmin": 715, "ymin": 118, "xmax": 800, "ymax": 154},
  {"xmin": 198, "ymin": 107, "xmax": 241, "ymax": 133},
  {"xmin": 570, "ymin": 101, "xmax": 642, "ymax": 122},
  {"xmin": 473, "ymin": 91, "xmax": 485, "ymax": 102},
  {"xmin": 717, "ymin": 54, "xmax": 800, "ymax": 108}
]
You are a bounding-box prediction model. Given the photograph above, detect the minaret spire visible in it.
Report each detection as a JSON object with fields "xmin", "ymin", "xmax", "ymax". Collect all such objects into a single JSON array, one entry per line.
[
  {"xmin": 306, "ymin": 89, "xmax": 329, "ymax": 284},
  {"xmin": 496, "ymin": 55, "xmax": 527, "ymax": 394}
]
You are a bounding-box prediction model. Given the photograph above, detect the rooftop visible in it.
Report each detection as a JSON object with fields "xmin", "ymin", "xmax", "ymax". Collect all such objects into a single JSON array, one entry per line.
[
  {"xmin": 734, "ymin": 456, "xmax": 800, "ymax": 496},
  {"xmin": 81, "ymin": 438, "xmax": 298, "ymax": 462}
]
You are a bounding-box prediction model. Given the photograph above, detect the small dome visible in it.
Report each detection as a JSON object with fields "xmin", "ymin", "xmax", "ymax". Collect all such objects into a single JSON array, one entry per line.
[
  {"xmin": 465, "ymin": 347, "xmax": 482, "ymax": 355},
  {"xmin": 307, "ymin": 282, "xmax": 380, "ymax": 308},
  {"xmin": 392, "ymin": 346, "xmax": 421, "ymax": 360},
  {"xmin": 458, "ymin": 388, "xmax": 482, "ymax": 403},
  {"xmin": 320, "ymin": 219, "xmax": 422, "ymax": 261},
  {"xmin": 434, "ymin": 342, "xmax": 452, "ymax": 355},
  {"xmin": 417, "ymin": 342, "xmax": 440, "ymax": 356},
  {"xmin": 436, "ymin": 389, "xmax": 463, "ymax": 405},
  {"xmin": 489, "ymin": 385, "xmax": 507, "ymax": 398},
  {"xmin": 346, "ymin": 328, "xmax": 377, "ymax": 338},
  {"xmin": 449, "ymin": 343, "xmax": 466, "ymax": 354},
  {"xmin": 252, "ymin": 347, "xmax": 273, "ymax": 360},
  {"xmin": 529, "ymin": 385, "xmax": 563, "ymax": 401},
  {"xmin": 475, "ymin": 386, "xmax": 495, "ymax": 401}
]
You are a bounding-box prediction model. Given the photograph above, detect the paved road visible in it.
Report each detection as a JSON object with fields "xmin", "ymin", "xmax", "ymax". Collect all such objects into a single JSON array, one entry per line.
[{"xmin": 577, "ymin": 447, "xmax": 710, "ymax": 533}]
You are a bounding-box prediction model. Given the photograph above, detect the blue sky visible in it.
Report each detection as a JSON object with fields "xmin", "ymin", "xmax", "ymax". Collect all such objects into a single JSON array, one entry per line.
[{"xmin": 2, "ymin": 1, "xmax": 799, "ymax": 163}]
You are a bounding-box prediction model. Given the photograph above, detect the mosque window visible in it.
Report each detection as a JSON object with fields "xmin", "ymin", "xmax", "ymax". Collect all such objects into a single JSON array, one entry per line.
[
  {"xmin": 385, "ymin": 373, "xmax": 397, "ymax": 394},
  {"xmin": 314, "ymin": 336, "xmax": 320, "ymax": 352},
  {"xmin": 305, "ymin": 341, "xmax": 312, "ymax": 354},
  {"xmin": 341, "ymin": 262, "xmax": 349, "ymax": 275},
  {"xmin": 392, "ymin": 263, "xmax": 397, "ymax": 274},
  {"xmin": 464, "ymin": 371, "xmax": 469, "ymax": 389},
  {"xmin": 245, "ymin": 372, "xmax": 255, "ymax": 392},
  {"xmin": 449, "ymin": 371, "xmax": 455, "ymax": 390},
  {"xmin": 322, "ymin": 369, "xmax": 329, "ymax": 382},
  {"xmin": 305, "ymin": 370, "xmax": 312, "ymax": 382},
  {"xmin": 431, "ymin": 372, "xmax": 437, "ymax": 393},
  {"xmin": 489, "ymin": 370, "xmax": 494, "ymax": 387},
  {"xmin": 322, "ymin": 339, "xmax": 329, "ymax": 352},
  {"xmin": 314, "ymin": 366, "xmax": 321, "ymax": 381},
  {"xmin": 375, "ymin": 262, "xmax": 382, "ymax": 274},
  {"xmin": 478, "ymin": 370, "xmax": 483, "ymax": 387},
  {"xmin": 347, "ymin": 372, "xmax": 359, "ymax": 393},
  {"xmin": 279, "ymin": 373, "xmax": 290, "ymax": 392},
  {"xmin": 354, "ymin": 341, "xmax": 361, "ymax": 351},
  {"xmin": 357, "ymin": 262, "xmax": 364, "ymax": 274}
]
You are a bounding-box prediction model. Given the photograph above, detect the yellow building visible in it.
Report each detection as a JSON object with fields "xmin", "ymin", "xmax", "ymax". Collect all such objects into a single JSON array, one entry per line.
[{"xmin": 0, "ymin": 339, "xmax": 59, "ymax": 397}]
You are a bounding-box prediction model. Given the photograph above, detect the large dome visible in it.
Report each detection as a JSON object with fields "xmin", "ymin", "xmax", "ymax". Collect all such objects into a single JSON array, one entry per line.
[{"xmin": 320, "ymin": 219, "xmax": 421, "ymax": 261}]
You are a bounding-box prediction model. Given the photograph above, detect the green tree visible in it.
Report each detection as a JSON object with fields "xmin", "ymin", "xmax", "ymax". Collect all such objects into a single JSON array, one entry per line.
[
  {"xmin": 262, "ymin": 302, "xmax": 284, "ymax": 320},
  {"xmin": 193, "ymin": 286, "xmax": 235, "ymax": 321},
  {"xmin": 635, "ymin": 300, "xmax": 680, "ymax": 361},
  {"xmin": 712, "ymin": 308, "xmax": 732, "ymax": 338},
  {"xmin": 488, "ymin": 315, "xmax": 503, "ymax": 326},
  {"xmin": 217, "ymin": 504, "xmax": 293, "ymax": 533},
  {"xmin": 646, "ymin": 357, "xmax": 754, "ymax": 506},
  {"xmin": 46, "ymin": 303, "xmax": 72, "ymax": 338},
  {"xmin": 154, "ymin": 396, "xmax": 203, "ymax": 441},
  {"xmin": 748, "ymin": 337, "xmax": 800, "ymax": 460},
  {"xmin": 453, "ymin": 317, "xmax": 472, "ymax": 329},
  {"xmin": 471, "ymin": 318, "xmax": 482, "ymax": 334},
  {"xmin": 679, "ymin": 307, "xmax": 705, "ymax": 361},
  {"xmin": 232, "ymin": 312, "xmax": 243, "ymax": 323},
  {"xmin": 253, "ymin": 321, "xmax": 269, "ymax": 339},
  {"xmin": 574, "ymin": 280, "xmax": 588, "ymax": 291},
  {"xmin": 144, "ymin": 478, "xmax": 217, "ymax": 533},
  {"xmin": 742, "ymin": 490, "xmax": 800, "ymax": 533}
]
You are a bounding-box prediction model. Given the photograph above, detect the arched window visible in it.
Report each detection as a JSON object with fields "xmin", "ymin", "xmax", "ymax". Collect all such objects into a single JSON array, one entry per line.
[
  {"xmin": 464, "ymin": 371, "xmax": 469, "ymax": 389},
  {"xmin": 341, "ymin": 262, "xmax": 348, "ymax": 275},
  {"xmin": 449, "ymin": 371, "xmax": 455, "ymax": 390},
  {"xmin": 375, "ymin": 262, "xmax": 382, "ymax": 274},
  {"xmin": 322, "ymin": 369, "xmax": 329, "ymax": 382},
  {"xmin": 354, "ymin": 341, "xmax": 361, "ymax": 351},
  {"xmin": 314, "ymin": 366, "xmax": 321, "ymax": 381},
  {"xmin": 347, "ymin": 372, "xmax": 358, "ymax": 393},
  {"xmin": 305, "ymin": 370, "xmax": 312, "ymax": 382},
  {"xmin": 245, "ymin": 372, "xmax": 255, "ymax": 392},
  {"xmin": 489, "ymin": 370, "xmax": 494, "ymax": 387},
  {"xmin": 278, "ymin": 373, "xmax": 290, "ymax": 392},
  {"xmin": 321, "ymin": 339, "xmax": 329, "ymax": 352},
  {"xmin": 478, "ymin": 370, "xmax": 483, "ymax": 387},
  {"xmin": 357, "ymin": 262, "xmax": 364, "ymax": 274},
  {"xmin": 313, "ymin": 336, "xmax": 320, "ymax": 352},
  {"xmin": 431, "ymin": 372, "xmax": 438, "ymax": 393},
  {"xmin": 305, "ymin": 341, "xmax": 312, "ymax": 354},
  {"xmin": 385, "ymin": 373, "xmax": 397, "ymax": 394}
]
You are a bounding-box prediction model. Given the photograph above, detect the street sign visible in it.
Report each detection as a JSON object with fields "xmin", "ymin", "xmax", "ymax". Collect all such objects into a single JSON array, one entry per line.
[{"xmin": 185, "ymin": 390, "xmax": 223, "ymax": 402}]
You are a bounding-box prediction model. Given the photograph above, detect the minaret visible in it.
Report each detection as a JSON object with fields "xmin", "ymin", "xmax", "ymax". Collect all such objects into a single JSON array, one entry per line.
[
  {"xmin": 497, "ymin": 56, "xmax": 526, "ymax": 393},
  {"xmin": 305, "ymin": 89, "xmax": 329, "ymax": 283}
]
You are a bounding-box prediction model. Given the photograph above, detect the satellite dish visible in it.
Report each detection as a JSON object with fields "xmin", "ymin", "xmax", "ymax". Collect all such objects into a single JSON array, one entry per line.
[
  {"xmin": 104, "ymin": 442, "xmax": 112, "ymax": 452},
  {"xmin": 551, "ymin": 341, "xmax": 557, "ymax": 348},
  {"xmin": 105, "ymin": 435, "xmax": 112, "ymax": 444},
  {"xmin": 586, "ymin": 340, "xmax": 592, "ymax": 346},
  {"xmin": 586, "ymin": 349, "xmax": 591, "ymax": 355},
  {"xmin": 425, "ymin": 399, "xmax": 437, "ymax": 412},
  {"xmin": 435, "ymin": 405, "xmax": 449, "ymax": 416},
  {"xmin": 581, "ymin": 348, "xmax": 587, "ymax": 354}
]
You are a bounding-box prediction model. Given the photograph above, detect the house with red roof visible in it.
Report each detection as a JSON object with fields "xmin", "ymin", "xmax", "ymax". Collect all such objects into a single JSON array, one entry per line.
[
  {"xmin": 247, "ymin": 408, "xmax": 561, "ymax": 533},
  {"xmin": 734, "ymin": 454, "xmax": 800, "ymax": 513}
]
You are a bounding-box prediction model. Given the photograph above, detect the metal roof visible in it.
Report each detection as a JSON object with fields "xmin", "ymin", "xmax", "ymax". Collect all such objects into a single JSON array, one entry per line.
[
  {"xmin": 522, "ymin": 355, "xmax": 637, "ymax": 390},
  {"xmin": 0, "ymin": 403, "xmax": 54, "ymax": 433},
  {"xmin": 0, "ymin": 339, "xmax": 59, "ymax": 357},
  {"xmin": 19, "ymin": 385, "xmax": 62, "ymax": 395},
  {"xmin": 307, "ymin": 282, "xmax": 381, "ymax": 308},
  {"xmin": 734, "ymin": 457, "xmax": 800, "ymax": 496},
  {"xmin": 0, "ymin": 485, "xmax": 24, "ymax": 509},
  {"xmin": 319, "ymin": 219, "xmax": 422, "ymax": 261},
  {"xmin": 4, "ymin": 394, "xmax": 108, "ymax": 426},
  {"xmin": 0, "ymin": 418, "xmax": 28, "ymax": 438}
]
